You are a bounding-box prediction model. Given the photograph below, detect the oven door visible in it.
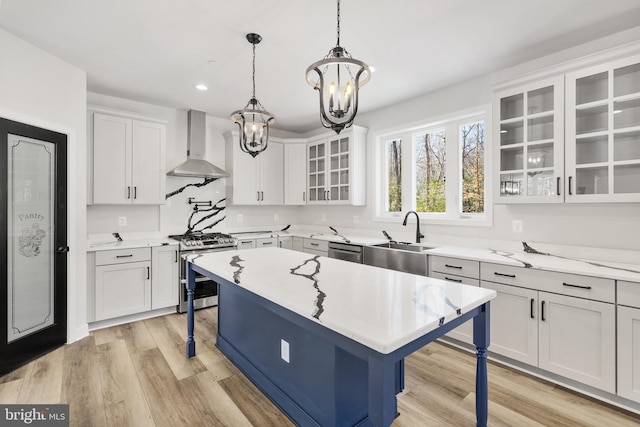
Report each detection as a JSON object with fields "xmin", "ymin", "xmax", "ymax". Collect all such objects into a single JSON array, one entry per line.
[{"xmin": 177, "ymin": 247, "xmax": 233, "ymax": 313}]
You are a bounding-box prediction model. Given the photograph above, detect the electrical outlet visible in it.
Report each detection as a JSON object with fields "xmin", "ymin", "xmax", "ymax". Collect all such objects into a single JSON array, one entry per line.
[
  {"xmin": 512, "ymin": 219, "xmax": 523, "ymax": 233},
  {"xmin": 118, "ymin": 216, "xmax": 127, "ymax": 227},
  {"xmin": 237, "ymin": 214, "xmax": 243, "ymax": 223},
  {"xmin": 321, "ymin": 214, "xmax": 326, "ymax": 222},
  {"xmin": 281, "ymin": 339, "xmax": 290, "ymax": 363},
  {"xmin": 274, "ymin": 213, "xmax": 280, "ymax": 221},
  {"xmin": 353, "ymin": 215, "xmax": 359, "ymax": 224}
]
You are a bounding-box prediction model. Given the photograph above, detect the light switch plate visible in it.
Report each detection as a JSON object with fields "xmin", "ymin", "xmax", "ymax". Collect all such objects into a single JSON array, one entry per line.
[
  {"xmin": 512, "ymin": 219, "xmax": 523, "ymax": 233},
  {"xmin": 118, "ymin": 216, "xmax": 127, "ymax": 227},
  {"xmin": 281, "ymin": 339, "xmax": 290, "ymax": 363}
]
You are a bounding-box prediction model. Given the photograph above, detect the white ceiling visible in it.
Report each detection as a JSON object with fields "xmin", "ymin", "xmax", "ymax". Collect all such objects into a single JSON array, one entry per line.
[{"xmin": 2, "ymin": 0, "xmax": 640, "ymax": 133}]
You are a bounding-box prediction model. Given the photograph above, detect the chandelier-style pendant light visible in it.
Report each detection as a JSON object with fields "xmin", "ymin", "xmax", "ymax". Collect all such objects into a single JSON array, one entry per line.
[
  {"xmin": 231, "ymin": 33, "xmax": 275, "ymax": 157},
  {"xmin": 305, "ymin": 0, "xmax": 371, "ymax": 134}
]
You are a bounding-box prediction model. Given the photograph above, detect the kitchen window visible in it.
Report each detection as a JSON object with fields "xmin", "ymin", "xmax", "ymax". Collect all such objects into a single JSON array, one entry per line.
[{"xmin": 375, "ymin": 105, "xmax": 492, "ymax": 226}]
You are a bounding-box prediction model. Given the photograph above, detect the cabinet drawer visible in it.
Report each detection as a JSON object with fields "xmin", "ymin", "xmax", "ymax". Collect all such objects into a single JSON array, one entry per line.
[
  {"xmin": 430, "ymin": 256, "xmax": 480, "ymax": 279},
  {"xmin": 481, "ymin": 262, "xmax": 615, "ymax": 303},
  {"xmin": 95, "ymin": 248, "xmax": 151, "ymax": 266},
  {"xmin": 303, "ymin": 239, "xmax": 329, "ymax": 252},
  {"xmin": 618, "ymin": 281, "xmax": 640, "ymax": 309},
  {"xmin": 430, "ymin": 271, "xmax": 480, "ymax": 287},
  {"xmin": 256, "ymin": 237, "xmax": 278, "ymax": 247}
]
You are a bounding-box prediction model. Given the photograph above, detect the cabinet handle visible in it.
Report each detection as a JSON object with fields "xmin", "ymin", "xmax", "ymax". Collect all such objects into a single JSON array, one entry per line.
[
  {"xmin": 133, "ymin": 186, "xmax": 137, "ymax": 199},
  {"xmin": 444, "ymin": 264, "xmax": 462, "ymax": 269},
  {"xmin": 541, "ymin": 301, "xmax": 546, "ymax": 321},
  {"xmin": 530, "ymin": 298, "xmax": 535, "ymax": 319},
  {"xmin": 310, "ymin": 242, "xmax": 319, "ymax": 247},
  {"xmin": 261, "ymin": 191, "xmax": 264, "ymax": 201},
  {"xmin": 444, "ymin": 277, "xmax": 462, "ymax": 283},
  {"xmin": 279, "ymin": 241, "xmax": 282, "ymax": 247},
  {"xmin": 568, "ymin": 176, "xmax": 573, "ymax": 196},
  {"xmin": 494, "ymin": 272, "xmax": 516, "ymax": 278},
  {"xmin": 175, "ymin": 250, "xmax": 178, "ymax": 263},
  {"xmin": 146, "ymin": 266, "xmax": 150, "ymax": 280},
  {"xmin": 562, "ymin": 282, "xmax": 592, "ymax": 290},
  {"xmin": 240, "ymin": 240, "xmax": 252, "ymax": 244},
  {"xmin": 257, "ymin": 191, "xmax": 260, "ymax": 202},
  {"xmin": 303, "ymin": 191, "xmax": 306, "ymax": 202},
  {"xmin": 127, "ymin": 186, "xmax": 131, "ymax": 199},
  {"xmin": 116, "ymin": 254, "xmax": 133, "ymax": 258},
  {"xmin": 556, "ymin": 177, "xmax": 561, "ymax": 196},
  {"xmin": 262, "ymin": 241, "xmax": 273, "ymax": 246}
]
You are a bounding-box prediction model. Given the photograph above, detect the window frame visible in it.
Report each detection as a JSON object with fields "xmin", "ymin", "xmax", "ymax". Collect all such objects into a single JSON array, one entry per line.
[{"xmin": 373, "ymin": 105, "xmax": 493, "ymax": 226}]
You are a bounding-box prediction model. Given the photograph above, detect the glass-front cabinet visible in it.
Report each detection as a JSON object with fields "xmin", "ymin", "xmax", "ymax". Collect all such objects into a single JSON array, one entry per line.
[
  {"xmin": 565, "ymin": 54, "xmax": 640, "ymax": 202},
  {"xmin": 494, "ymin": 76, "xmax": 564, "ymax": 203},
  {"xmin": 306, "ymin": 126, "xmax": 367, "ymax": 206}
]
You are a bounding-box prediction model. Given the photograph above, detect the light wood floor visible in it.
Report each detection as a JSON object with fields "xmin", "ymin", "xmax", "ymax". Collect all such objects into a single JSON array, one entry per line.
[{"xmin": 1, "ymin": 307, "xmax": 638, "ymax": 427}]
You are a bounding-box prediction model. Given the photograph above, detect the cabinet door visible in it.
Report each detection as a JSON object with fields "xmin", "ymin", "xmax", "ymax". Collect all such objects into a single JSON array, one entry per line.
[
  {"xmin": 278, "ymin": 236, "xmax": 293, "ymax": 249},
  {"xmin": 481, "ymin": 281, "xmax": 538, "ymax": 365},
  {"xmin": 95, "ymin": 261, "xmax": 151, "ymax": 321},
  {"xmin": 132, "ymin": 120, "xmax": 165, "ymax": 204},
  {"xmin": 260, "ymin": 142, "xmax": 283, "ymax": 204},
  {"xmin": 494, "ymin": 76, "xmax": 564, "ymax": 203},
  {"xmin": 284, "ymin": 143, "xmax": 307, "ymax": 205},
  {"xmin": 237, "ymin": 239, "xmax": 256, "ymax": 249},
  {"xmin": 565, "ymin": 54, "xmax": 640, "ymax": 202},
  {"xmin": 93, "ymin": 114, "xmax": 131, "ymax": 204},
  {"xmin": 232, "ymin": 147, "xmax": 260, "ymax": 205},
  {"xmin": 327, "ymin": 135, "xmax": 351, "ymax": 203},
  {"xmin": 151, "ymin": 245, "xmax": 179, "ymax": 309},
  {"xmin": 618, "ymin": 305, "xmax": 640, "ymax": 403},
  {"xmin": 256, "ymin": 237, "xmax": 277, "ymax": 248},
  {"xmin": 307, "ymin": 140, "xmax": 328, "ymax": 204},
  {"xmin": 538, "ymin": 292, "xmax": 615, "ymax": 393},
  {"xmin": 291, "ymin": 237, "xmax": 304, "ymax": 252}
]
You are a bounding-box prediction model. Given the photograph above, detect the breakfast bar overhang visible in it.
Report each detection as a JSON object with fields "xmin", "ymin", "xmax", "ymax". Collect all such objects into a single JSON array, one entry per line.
[{"xmin": 184, "ymin": 247, "xmax": 496, "ymax": 427}]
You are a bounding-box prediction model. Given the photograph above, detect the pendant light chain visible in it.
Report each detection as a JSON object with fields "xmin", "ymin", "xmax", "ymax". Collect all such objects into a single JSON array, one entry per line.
[
  {"xmin": 336, "ymin": 0, "xmax": 341, "ymax": 47},
  {"xmin": 252, "ymin": 41, "xmax": 257, "ymax": 99}
]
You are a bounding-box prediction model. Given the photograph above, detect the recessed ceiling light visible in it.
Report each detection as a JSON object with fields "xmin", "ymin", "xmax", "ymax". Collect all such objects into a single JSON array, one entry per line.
[{"xmin": 195, "ymin": 84, "xmax": 208, "ymax": 91}]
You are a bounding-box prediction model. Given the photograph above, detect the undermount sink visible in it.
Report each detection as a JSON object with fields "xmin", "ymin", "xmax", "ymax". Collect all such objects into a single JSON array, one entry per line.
[
  {"xmin": 364, "ymin": 242, "xmax": 434, "ymax": 275},
  {"xmin": 371, "ymin": 242, "xmax": 434, "ymax": 253}
]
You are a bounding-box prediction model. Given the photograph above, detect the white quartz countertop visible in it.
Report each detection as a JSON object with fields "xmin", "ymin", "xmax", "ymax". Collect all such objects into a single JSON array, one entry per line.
[
  {"xmin": 230, "ymin": 229, "xmax": 388, "ymax": 246},
  {"xmin": 188, "ymin": 247, "xmax": 496, "ymax": 354},
  {"xmin": 87, "ymin": 237, "xmax": 176, "ymax": 252},
  {"xmin": 425, "ymin": 244, "xmax": 640, "ymax": 283}
]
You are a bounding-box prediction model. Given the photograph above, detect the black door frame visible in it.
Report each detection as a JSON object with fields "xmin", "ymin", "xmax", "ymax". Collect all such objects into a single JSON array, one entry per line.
[{"xmin": 0, "ymin": 117, "xmax": 68, "ymax": 376}]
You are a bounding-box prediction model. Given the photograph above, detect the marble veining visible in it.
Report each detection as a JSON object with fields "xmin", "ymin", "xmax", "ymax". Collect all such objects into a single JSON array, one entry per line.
[
  {"xmin": 290, "ymin": 255, "xmax": 326, "ymax": 320},
  {"xmin": 230, "ymin": 255, "xmax": 244, "ymax": 284},
  {"xmin": 185, "ymin": 197, "xmax": 226, "ymax": 234},
  {"xmin": 165, "ymin": 177, "xmax": 218, "ymax": 199},
  {"xmin": 488, "ymin": 248, "xmax": 533, "ymax": 268},
  {"xmin": 414, "ymin": 284, "xmax": 462, "ymax": 326},
  {"xmin": 309, "ymin": 232, "xmax": 351, "ymax": 244}
]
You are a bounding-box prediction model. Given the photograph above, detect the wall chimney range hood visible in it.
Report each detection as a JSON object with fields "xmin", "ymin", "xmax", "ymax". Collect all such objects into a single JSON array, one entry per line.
[{"xmin": 167, "ymin": 110, "xmax": 229, "ymax": 178}]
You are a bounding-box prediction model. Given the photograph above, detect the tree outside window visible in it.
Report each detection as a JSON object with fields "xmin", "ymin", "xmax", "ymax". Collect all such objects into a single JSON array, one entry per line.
[
  {"xmin": 461, "ymin": 121, "xmax": 485, "ymax": 214},
  {"xmin": 415, "ymin": 131, "xmax": 446, "ymax": 213},
  {"xmin": 386, "ymin": 139, "xmax": 402, "ymax": 212}
]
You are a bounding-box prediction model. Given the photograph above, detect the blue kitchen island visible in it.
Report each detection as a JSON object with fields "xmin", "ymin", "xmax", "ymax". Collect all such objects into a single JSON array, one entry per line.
[{"xmin": 185, "ymin": 247, "xmax": 495, "ymax": 427}]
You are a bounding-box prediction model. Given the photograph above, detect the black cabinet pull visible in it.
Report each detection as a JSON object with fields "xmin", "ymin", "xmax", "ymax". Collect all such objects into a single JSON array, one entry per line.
[
  {"xmin": 568, "ymin": 176, "xmax": 573, "ymax": 195},
  {"xmin": 240, "ymin": 240, "xmax": 252, "ymax": 244},
  {"xmin": 146, "ymin": 266, "xmax": 150, "ymax": 280},
  {"xmin": 541, "ymin": 301, "xmax": 546, "ymax": 321},
  {"xmin": 116, "ymin": 254, "xmax": 133, "ymax": 258},
  {"xmin": 562, "ymin": 282, "xmax": 592, "ymax": 290},
  {"xmin": 134, "ymin": 186, "xmax": 137, "ymax": 199},
  {"xmin": 303, "ymin": 191, "xmax": 306, "ymax": 202},
  {"xmin": 310, "ymin": 242, "xmax": 319, "ymax": 247},
  {"xmin": 127, "ymin": 186, "xmax": 131, "ymax": 199},
  {"xmin": 175, "ymin": 250, "xmax": 178, "ymax": 263},
  {"xmin": 556, "ymin": 177, "xmax": 561, "ymax": 196},
  {"xmin": 257, "ymin": 191, "xmax": 260, "ymax": 201},
  {"xmin": 444, "ymin": 277, "xmax": 462, "ymax": 283},
  {"xmin": 530, "ymin": 298, "xmax": 535, "ymax": 319},
  {"xmin": 262, "ymin": 241, "xmax": 273, "ymax": 246},
  {"xmin": 494, "ymin": 272, "xmax": 516, "ymax": 278},
  {"xmin": 445, "ymin": 264, "xmax": 462, "ymax": 269}
]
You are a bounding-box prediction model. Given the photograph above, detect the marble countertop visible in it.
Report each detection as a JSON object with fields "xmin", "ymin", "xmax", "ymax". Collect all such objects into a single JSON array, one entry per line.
[
  {"xmin": 424, "ymin": 243, "xmax": 640, "ymax": 283},
  {"xmin": 87, "ymin": 237, "xmax": 176, "ymax": 251},
  {"xmin": 188, "ymin": 247, "xmax": 496, "ymax": 354},
  {"xmin": 230, "ymin": 229, "xmax": 388, "ymax": 246}
]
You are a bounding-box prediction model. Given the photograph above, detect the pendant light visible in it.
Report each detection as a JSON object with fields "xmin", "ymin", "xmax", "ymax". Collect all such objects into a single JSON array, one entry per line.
[
  {"xmin": 305, "ymin": 0, "xmax": 371, "ymax": 134},
  {"xmin": 231, "ymin": 33, "xmax": 275, "ymax": 158}
]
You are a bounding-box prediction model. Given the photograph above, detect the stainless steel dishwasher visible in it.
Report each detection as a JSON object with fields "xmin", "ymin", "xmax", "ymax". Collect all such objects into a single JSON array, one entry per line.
[{"xmin": 327, "ymin": 242, "xmax": 363, "ymax": 263}]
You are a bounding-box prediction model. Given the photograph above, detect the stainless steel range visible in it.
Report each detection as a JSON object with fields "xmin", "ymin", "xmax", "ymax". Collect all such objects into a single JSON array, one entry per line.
[{"xmin": 169, "ymin": 232, "xmax": 236, "ymax": 313}]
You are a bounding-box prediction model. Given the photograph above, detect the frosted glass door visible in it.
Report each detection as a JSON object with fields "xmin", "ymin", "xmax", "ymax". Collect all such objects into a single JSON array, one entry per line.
[{"xmin": 7, "ymin": 135, "xmax": 55, "ymax": 342}]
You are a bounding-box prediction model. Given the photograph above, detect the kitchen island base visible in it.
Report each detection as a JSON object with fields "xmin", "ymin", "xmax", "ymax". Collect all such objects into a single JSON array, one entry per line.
[{"xmin": 186, "ymin": 260, "xmax": 490, "ymax": 427}]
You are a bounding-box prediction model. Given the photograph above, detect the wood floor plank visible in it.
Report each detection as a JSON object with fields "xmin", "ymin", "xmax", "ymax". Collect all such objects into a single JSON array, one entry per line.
[
  {"xmin": 61, "ymin": 335, "xmax": 107, "ymax": 427},
  {"xmin": 0, "ymin": 364, "xmax": 28, "ymax": 385},
  {"xmin": 144, "ymin": 315, "xmax": 207, "ymax": 380},
  {"xmin": 96, "ymin": 339, "xmax": 154, "ymax": 427},
  {"xmin": 16, "ymin": 345, "xmax": 64, "ymax": 404},
  {"xmin": 130, "ymin": 347, "xmax": 206, "ymax": 427},
  {"xmin": 195, "ymin": 345, "xmax": 237, "ymax": 381},
  {"xmin": 120, "ymin": 319, "xmax": 157, "ymax": 354},
  {"xmin": 0, "ymin": 379, "xmax": 22, "ymax": 404},
  {"xmin": 179, "ymin": 370, "xmax": 253, "ymax": 427},
  {"xmin": 92, "ymin": 325, "xmax": 123, "ymax": 346},
  {"xmin": 218, "ymin": 373, "xmax": 295, "ymax": 427}
]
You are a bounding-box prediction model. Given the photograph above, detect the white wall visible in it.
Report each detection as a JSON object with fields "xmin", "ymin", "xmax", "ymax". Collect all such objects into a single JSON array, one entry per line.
[{"xmin": 0, "ymin": 28, "xmax": 88, "ymax": 342}]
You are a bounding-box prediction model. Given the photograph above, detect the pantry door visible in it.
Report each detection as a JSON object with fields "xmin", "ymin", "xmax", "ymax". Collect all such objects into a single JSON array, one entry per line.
[{"xmin": 0, "ymin": 117, "xmax": 67, "ymax": 376}]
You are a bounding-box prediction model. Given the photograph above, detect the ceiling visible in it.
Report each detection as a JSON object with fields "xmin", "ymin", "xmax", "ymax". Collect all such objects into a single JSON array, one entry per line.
[{"xmin": 2, "ymin": 0, "xmax": 640, "ymax": 134}]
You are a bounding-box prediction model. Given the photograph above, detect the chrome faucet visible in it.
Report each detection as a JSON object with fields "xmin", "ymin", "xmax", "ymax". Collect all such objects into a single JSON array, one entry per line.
[{"xmin": 402, "ymin": 211, "xmax": 424, "ymax": 243}]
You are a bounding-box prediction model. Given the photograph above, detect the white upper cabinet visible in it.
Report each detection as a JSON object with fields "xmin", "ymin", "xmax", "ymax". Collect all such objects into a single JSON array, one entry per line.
[
  {"xmin": 306, "ymin": 126, "xmax": 367, "ymax": 206},
  {"xmin": 494, "ymin": 76, "xmax": 565, "ymax": 203},
  {"xmin": 225, "ymin": 132, "xmax": 283, "ymax": 205},
  {"xmin": 92, "ymin": 112, "xmax": 166, "ymax": 204},
  {"xmin": 565, "ymin": 54, "xmax": 640, "ymax": 202},
  {"xmin": 284, "ymin": 142, "xmax": 307, "ymax": 205}
]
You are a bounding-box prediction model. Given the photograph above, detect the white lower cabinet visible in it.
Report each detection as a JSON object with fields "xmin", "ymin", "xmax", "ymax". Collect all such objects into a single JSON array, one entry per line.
[
  {"xmin": 481, "ymin": 262, "xmax": 616, "ymax": 393},
  {"xmin": 151, "ymin": 245, "xmax": 179, "ymax": 309},
  {"xmin": 303, "ymin": 238, "xmax": 328, "ymax": 256},
  {"xmin": 256, "ymin": 237, "xmax": 278, "ymax": 248},
  {"xmin": 278, "ymin": 236, "xmax": 293, "ymax": 249},
  {"xmin": 429, "ymin": 256, "xmax": 480, "ymax": 344},
  {"xmin": 95, "ymin": 248, "xmax": 152, "ymax": 321},
  {"xmin": 236, "ymin": 239, "xmax": 256, "ymax": 249},
  {"xmin": 292, "ymin": 236, "xmax": 304, "ymax": 252},
  {"xmin": 618, "ymin": 281, "xmax": 640, "ymax": 403}
]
